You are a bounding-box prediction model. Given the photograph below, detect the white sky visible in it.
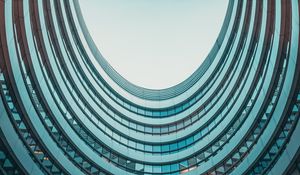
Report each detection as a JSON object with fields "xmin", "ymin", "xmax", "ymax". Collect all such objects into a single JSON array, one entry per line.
[{"xmin": 79, "ymin": 0, "xmax": 228, "ymax": 89}]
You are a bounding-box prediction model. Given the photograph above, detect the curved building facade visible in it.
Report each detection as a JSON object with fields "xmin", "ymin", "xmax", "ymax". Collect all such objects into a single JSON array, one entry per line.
[{"xmin": 0, "ymin": 0, "xmax": 300, "ymax": 174}]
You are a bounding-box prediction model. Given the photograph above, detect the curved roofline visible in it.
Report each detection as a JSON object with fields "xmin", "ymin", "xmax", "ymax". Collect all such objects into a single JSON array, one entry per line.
[{"xmin": 73, "ymin": 0, "xmax": 234, "ymax": 100}]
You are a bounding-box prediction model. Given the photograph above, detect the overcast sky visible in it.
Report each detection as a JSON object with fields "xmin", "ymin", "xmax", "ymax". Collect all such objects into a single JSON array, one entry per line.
[{"xmin": 79, "ymin": 0, "xmax": 228, "ymax": 89}]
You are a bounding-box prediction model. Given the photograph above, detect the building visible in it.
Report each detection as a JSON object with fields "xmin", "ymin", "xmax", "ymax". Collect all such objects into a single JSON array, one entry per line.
[{"xmin": 0, "ymin": 0, "xmax": 299, "ymax": 174}]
